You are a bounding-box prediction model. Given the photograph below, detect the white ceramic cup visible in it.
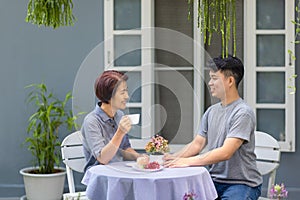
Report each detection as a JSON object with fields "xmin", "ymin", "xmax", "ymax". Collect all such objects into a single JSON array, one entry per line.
[{"xmin": 127, "ymin": 114, "xmax": 140, "ymax": 125}]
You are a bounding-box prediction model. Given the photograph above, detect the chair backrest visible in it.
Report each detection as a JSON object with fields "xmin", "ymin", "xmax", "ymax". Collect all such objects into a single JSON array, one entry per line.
[
  {"xmin": 61, "ymin": 131, "xmax": 86, "ymax": 193},
  {"xmin": 254, "ymin": 131, "xmax": 281, "ymax": 195}
]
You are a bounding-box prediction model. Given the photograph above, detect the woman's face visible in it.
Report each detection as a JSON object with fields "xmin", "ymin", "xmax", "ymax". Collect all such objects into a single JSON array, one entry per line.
[{"xmin": 110, "ymin": 81, "xmax": 129, "ymax": 110}]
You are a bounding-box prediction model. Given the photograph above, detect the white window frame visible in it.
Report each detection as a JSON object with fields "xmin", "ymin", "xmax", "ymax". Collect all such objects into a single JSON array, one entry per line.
[
  {"xmin": 104, "ymin": 0, "xmax": 154, "ymax": 149},
  {"xmin": 244, "ymin": 0, "xmax": 295, "ymax": 152},
  {"xmin": 104, "ymin": 0, "xmax": 204, "ymax": 151}
]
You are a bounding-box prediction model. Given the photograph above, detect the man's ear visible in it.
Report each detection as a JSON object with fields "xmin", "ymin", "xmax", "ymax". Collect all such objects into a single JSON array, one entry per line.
[{"xmin": 228, "ymin": 76, "xmax": 236, "ymax": 88}]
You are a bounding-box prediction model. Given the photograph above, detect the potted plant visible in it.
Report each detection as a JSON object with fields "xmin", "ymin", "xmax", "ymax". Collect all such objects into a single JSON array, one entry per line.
[
  {"xmin": 145, "ymin": 135, "xmax": 169, "ymax": 164},
  {"xmin": 19, "ymin": 83, "xmax": 80, "ymax": 200},
  {"xmin": 269, "ymin": 183, "xmax": 288, "ymax": 200}
]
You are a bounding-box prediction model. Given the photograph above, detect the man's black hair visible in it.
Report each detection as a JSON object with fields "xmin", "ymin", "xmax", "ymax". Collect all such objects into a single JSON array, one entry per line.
[{"xmin": 207, "ymin": 55, "xmax": 244, "ymax": 88}]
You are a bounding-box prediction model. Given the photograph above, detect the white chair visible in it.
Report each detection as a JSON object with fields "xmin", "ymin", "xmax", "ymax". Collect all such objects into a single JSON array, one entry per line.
[
  {"xmin": 61, "ymin": 131, "xmax": 89, "ymax": 200},
  {"xmin": 254, "ymin": 131, "xmax": 281, "ymax": 200}
]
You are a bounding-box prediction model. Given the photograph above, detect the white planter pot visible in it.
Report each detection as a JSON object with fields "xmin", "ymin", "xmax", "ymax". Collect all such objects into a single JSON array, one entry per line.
[{"xmin": 20, "ymin": 167, "xmax": 66, "ymax": 200}]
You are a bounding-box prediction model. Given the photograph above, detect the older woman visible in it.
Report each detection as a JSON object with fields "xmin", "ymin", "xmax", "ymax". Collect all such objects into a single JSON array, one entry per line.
[{"xmin": 81, "ymin": 70, "xmax": 141, "ymax": 171}]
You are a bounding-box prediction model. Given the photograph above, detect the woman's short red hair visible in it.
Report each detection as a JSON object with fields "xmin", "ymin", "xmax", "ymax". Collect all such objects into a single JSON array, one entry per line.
[{"xmin": 94, "ymin": 70, "xmax": 128, "ymax": 104}]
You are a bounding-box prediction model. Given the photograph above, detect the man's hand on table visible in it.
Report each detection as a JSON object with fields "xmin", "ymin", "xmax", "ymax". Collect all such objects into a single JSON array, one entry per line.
[{"xmin": 163, "ymin": 153, "xmax": 190, "ymax": 168}]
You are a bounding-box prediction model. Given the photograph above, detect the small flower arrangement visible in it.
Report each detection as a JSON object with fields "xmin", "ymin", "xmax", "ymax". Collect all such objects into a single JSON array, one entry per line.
[
  {"xmin": 145, "ymin": 134, "xmax": 169, "ymax": 154},
  {"xmin": 269, "ymin": 183, "xmax": 288, "ymax": 199},
  {"xmin": 183, "ymin": 192, "xmax": 197, "ymax": 200}
]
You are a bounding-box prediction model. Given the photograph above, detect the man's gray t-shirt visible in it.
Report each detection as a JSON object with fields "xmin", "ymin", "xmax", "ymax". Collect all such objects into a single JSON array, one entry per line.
[
  {"xmin": 81, "ymin": 103, "xmax": 131, "ymax": 171},
  {"xmin": 198, "ymin": 98, "xmax": 262, "ymax": 187}
]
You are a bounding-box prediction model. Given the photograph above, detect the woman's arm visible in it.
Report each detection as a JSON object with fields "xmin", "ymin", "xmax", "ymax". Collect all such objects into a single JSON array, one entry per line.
[
  {"xmin": 121, "ymin": 147, "xmax": 140, "ymax": 161},
  {"xmin": 97, "ymin": 116, "xmax": 132, "ymax": 164}
]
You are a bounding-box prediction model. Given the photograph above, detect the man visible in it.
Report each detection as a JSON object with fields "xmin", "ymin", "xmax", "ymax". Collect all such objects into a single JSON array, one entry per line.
[{"xmin": 164, "ymin": 55, "xmax": 262, "ymax": 200}]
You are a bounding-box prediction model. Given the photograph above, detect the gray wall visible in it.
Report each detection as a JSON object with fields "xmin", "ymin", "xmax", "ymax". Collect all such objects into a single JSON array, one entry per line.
[
  {"xmin": 0, "ymin": 0, "xmax": 103, "ymax": 197},
  {"xmin": 0, "ymin": 0, "xmax": 300, "ymax": 199},
  {"xmin": 279, "ymin": 40, "xmax": 300, "ymax": 199}
]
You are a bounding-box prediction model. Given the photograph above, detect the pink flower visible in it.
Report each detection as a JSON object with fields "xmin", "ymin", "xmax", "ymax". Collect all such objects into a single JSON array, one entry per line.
[
  {"xmin": 145, "ymin": 135, "xmax": 169, "ymax": 154},
  {"xmin": 269, "ymin": 183, "xmax": 288, "ymax": 199},
  {"xmin": 183, "ymin": 192, "xmax": 197, "ymax": 200}
]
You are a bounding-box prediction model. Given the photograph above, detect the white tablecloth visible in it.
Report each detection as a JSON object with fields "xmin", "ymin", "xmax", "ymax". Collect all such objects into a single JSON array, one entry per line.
[{"xmin": 82, "ymin": 161, "xmax": 217, "ymax": 200}]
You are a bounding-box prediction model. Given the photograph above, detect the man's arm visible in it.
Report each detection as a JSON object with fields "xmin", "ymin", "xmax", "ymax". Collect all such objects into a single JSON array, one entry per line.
[
  {"xmin": 175, "ymin": 134, "xmax": 207, "ymax": 157},
  {"xmin": 165, "ymin": 137, "xmax": 243, "ymax": 167},
  {"xmin": 164, "ymin": 135, "xmax": 207, "ymax": 161}
]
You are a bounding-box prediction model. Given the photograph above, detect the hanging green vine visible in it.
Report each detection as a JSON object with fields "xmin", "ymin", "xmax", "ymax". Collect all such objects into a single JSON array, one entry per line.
[
  {"xmin": 25, "ymin": 0, "xmax": 76, "ymax": 29},
  {"xmin": 287, "ymin": 0, "xmax": 300, "ymax": 94},
  {"xmin": 188, "ymin": 0, "xmax": 236, "ymax": 58},
  {"xmin": 289, "ymin": 0, "xmax": 300, "ymax": 61}
]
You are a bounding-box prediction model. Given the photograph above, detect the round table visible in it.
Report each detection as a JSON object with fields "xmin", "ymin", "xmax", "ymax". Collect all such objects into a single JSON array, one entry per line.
[{"xmin": 82, "ymin": 161, "xmax": 217, "ymax": 200}]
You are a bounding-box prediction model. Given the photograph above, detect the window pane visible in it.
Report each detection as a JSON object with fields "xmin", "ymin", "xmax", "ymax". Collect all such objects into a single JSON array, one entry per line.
[
  {"xmin": 155, "ymin": 70, "xmax": 194, "ymax": 144},
  {"xmin": 124, "ymin": 107, "xmax": 141, "ymax": 139},
  {"xmin": 256, "ymin": 0, "xmax": 285, "ymax": 29},
  {"xmin": 155, "ymin": 50, "xmax": 193, "ymax": 68},
  {"xmin": 125, "ymin": 71, "xmax": 141, "ymax": 103},
  {"xmin": 257, "ymin": 35, "xmax": 285, "ymax": 66},
  {"xmin": 114, "ymin": 0, "xmax": 141, "ymax": 30},
  {"xmin": 257, "ymin": 109, "xmax": 285, "ymax": 141},
  {"xmin": 155, "ymin": 0, "xmax": 193, "ymax": 67},
  {"xmin": 114, "ymin": 35, "xmax": 141, "ymax": 66},
  {"xmin": 257, "ymin": 72, "xmax": 285, "ymax": 103}
]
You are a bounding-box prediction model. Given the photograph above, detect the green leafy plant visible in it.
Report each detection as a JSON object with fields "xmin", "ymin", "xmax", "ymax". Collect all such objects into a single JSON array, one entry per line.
[
  {"xmin": 25, "ymin": 83, "xmax": 80, "ymax": 174},
  {"xmin": 25, "ymin": 0, "xmax": 76, "ymax": 29},
  {"xmin": 188, "ymin": 0, "xmax": 236, "ymax": 58},
  {"xmin": 64, "ymin": 192, "xmax": 83, "ymax": 200}
]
